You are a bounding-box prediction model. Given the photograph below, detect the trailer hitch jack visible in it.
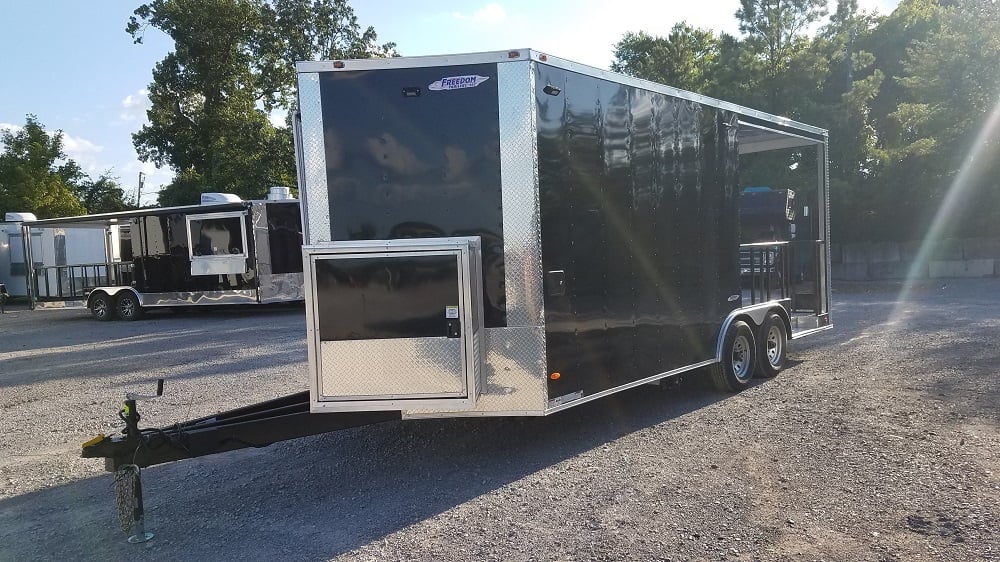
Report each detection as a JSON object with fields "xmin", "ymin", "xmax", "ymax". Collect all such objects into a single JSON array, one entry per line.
[{"xmin": 82, "ymin": 380, "xmax": 164, "ymax": 543}]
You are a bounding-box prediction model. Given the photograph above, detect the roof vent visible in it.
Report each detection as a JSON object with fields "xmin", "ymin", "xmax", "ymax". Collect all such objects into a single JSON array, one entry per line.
[
  {"xmin": 266, "ymin": 186, "xmax": 293, "ymax": 200},
  {"xmin": 200, "ymin": 193, "xmax": 243, "ymax": 205}
]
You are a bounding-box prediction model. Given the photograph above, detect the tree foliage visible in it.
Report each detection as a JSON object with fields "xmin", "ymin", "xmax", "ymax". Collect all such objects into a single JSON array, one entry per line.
[
  {"xmin": 735, "ymin": 0, "xmax": 828, "ymax": 112},
  {"xmin": 128, "ymin": 0, "xmax": 395, "ymax": 206},
  {"xmin": 0, "ymin": 116, "xmax": 88, "ymax": 219},
  {"xmin": 612, "ymin": 0, "xmax": 1000, "ymax": 242},
  {"xmin": 611, "ymin": 25, "xmax": 721, "ymax": 93}
]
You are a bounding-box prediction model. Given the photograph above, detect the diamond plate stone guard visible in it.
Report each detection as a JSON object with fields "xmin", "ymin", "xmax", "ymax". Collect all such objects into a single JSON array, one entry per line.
[
  {"xmin": 297, "ymin": 73, "xmax": 330, "ymax": 245},
  {"xmin": 498, "ymin": 61, "xmax": 544, "ymax": 328}
]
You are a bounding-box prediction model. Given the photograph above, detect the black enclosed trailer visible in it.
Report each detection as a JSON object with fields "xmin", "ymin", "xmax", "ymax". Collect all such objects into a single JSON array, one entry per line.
[
  {"xmin": 23, "ymin": 197, "xmax": 304, "ymax": 320},
  {"xmin": 83, "ymin": 50, "xmax": 832, "ymax": 537},
  {"xmin": 294, "ymin": 48, "xmax": 831, "ymax": 414}
]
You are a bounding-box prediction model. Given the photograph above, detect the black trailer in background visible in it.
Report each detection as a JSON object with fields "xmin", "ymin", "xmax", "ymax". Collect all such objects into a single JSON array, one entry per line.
[{"xmin": 23, "ymin": 199, "xmax": 304, "ymax": 319}]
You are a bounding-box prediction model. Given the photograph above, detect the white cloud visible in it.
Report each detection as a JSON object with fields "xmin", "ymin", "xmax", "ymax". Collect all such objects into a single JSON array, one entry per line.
[
  {"xmin": 58, "ymin": 132, "xmax": 105, "ymax": 175},
  {"xmin": 119, "ymin": 89, "xmax": 151, "ymax": 122},
  {"xmin": 453, "ymin": 3, "xmax": 507, "ymax": 24},
  {"xmin": 0, "ymin": 122, "xmax": 106, "ymax": 175}
]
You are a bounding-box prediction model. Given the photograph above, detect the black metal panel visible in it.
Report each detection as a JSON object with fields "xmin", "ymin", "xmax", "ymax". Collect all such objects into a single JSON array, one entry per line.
[
  {"xmin": 132, "ymin": 212, "xmax": 256, "ymax": 293},
  {"xmin": 538, "ymin": 65, "xmax": 741, "ymax": 400},
  {"xmin": 265, "ymin": 202, "xmax": 304, "ymax": 274},
  {"xmin": 317, "ymin": 64, "xmax": 506, "ymax": 327},
  {"xmin": 314, "ymin": 254, "xmax": 460, "ymax": 341}
]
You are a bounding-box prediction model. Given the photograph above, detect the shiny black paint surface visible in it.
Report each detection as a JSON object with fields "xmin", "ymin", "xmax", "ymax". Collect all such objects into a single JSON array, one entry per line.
[
  {"xmin": 317, "ymin": 65, "xmax": 506, "ymax": 327},
  {"xmin": 537, "ymin": 66, "xmax": 741, "ymax": 399},
  {"xmin": 314, "ymin": 254, "xmax": 460, "ymax": 341},
  {"xmin": 265, "ymin": 202, "xmax": 304, "ymax": 274},
  {"xmin": 132, "ymin": 209, "xmax": 256, "ymax": 293}
]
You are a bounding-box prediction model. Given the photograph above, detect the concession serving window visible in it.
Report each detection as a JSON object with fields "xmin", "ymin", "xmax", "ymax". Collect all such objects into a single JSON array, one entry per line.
[{"xmin": 186, "ymin": 211, "xmax": 250, "ymax": 276}]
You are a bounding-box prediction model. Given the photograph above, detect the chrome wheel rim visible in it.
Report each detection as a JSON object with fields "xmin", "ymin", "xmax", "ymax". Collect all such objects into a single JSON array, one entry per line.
[
  {"xmin": 732, "ymin": 334, "xmax": 752, "ymax": 380},
  {"xmin": 766, "ymin": 325, "xmax": 783, "ymax": 366},
  {"xmin": 119, "ymin": 298, "xmax": 135, "ymax": 318},
  {"xmin": 94, "ymin": 300, "xmax": 108, "ymax": 318}
]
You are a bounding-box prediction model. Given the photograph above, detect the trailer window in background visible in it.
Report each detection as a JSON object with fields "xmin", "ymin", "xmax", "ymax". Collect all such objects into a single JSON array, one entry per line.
[
  {"xmin": 7, "ymin": 231, "xmax": 43, "ymax": 276},
  {"xmin": 186, "ymin": 211, "xmax": 249, "ymax": 275}
]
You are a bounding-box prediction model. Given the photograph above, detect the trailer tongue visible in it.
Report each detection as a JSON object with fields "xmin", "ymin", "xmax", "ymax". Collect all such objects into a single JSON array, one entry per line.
[{"xmin": 82, "ymin": 389, "xmax": 399, "ymax": 471}]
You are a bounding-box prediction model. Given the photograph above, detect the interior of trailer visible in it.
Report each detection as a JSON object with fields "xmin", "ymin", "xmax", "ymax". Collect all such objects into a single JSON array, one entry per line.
[{"xmin": 736, "ymin": 120, "xmax": 830, "ymax": 337}]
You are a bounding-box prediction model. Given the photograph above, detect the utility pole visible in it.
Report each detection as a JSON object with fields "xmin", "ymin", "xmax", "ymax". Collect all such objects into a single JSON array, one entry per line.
[{"xmin": 136, "ymin": 172, "xmax": 146, "ymax": 208}]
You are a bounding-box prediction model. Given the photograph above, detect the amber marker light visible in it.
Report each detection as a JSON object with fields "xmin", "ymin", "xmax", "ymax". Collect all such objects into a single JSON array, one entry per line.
[
  {"xmin": 508, "ymin": 51, "xmax": 521, "ymax": 58},
  {"xmin": 333, "ymin": 61, "xmax": 345, "ymax": 69},
  {"xmin": 549, "ymin": 372, "xmax": 561, "ymax": 380},
  {"xmin": 539, "ymin": 54, "xmax": 548, "ymax": 61}
]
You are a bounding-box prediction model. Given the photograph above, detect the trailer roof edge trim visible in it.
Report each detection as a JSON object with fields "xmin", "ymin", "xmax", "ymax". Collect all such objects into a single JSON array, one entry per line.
[
  {"xmin": 296, "ymin": 48, "xmax": 828, "ymax": 139},
  {"xmin": 21, "ymin": 200, "xmax": 297, "ymax": 229}
]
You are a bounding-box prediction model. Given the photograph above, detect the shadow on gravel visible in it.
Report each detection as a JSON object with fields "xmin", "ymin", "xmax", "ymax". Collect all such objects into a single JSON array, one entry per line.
[{"xmin": 0, "ymin": 375, "xmax": 736, "ymax": 562}]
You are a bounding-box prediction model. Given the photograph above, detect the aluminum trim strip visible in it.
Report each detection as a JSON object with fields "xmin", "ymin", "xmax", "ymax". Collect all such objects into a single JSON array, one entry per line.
[
  {"xmin": 251, "ymin": 201, "xmax": 270, "ymax": 277},
  {"xmin": 819, "ymin": 143, "xmax": 832, "ymax": 317},
  {"xmin": 790, "ymin": 324, "xmax": 834, "ymax": 340},
  {"xmin": 304, "ymin": 238, "xmax": 484, "ymax": 253},
  {"xmin": 297, "ymin": 72, "xmax": 329, "ymax": 244},
  {"xmin": 402, "ymin": 409, "xmax": 544, "ymax": 419},
  {"xmin": 543, "ymin": 359, "xmax": 719, "ymax": 415},
  {"xmin": 296, "ymin": 50, "xmax": 531, "ymax": 73},
  {"xmin": 498, "ymin": 60, "xmax": 544, "ymax": 327},
  {"xmin": 530, "ymin": 51, "xmax": 827, "ymax": 137}
]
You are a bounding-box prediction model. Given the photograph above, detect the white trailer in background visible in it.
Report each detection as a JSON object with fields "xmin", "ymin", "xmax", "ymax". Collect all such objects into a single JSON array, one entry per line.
[{"xmin": 0, "ymin": 212, "xmax": 115, "ymax": 300}]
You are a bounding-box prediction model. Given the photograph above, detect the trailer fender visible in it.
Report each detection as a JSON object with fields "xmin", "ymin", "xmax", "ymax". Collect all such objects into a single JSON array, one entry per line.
[
  {"xmin": 715, "ymin": 303, "xmax": 789, "ymax": 362},
  {"xmin": 87, "ymin": 287, "xmax": 141, "ymax": 309}
]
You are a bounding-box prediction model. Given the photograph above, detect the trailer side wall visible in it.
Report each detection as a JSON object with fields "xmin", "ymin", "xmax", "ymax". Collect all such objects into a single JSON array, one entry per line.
[
  {"xmin": 133, "ymin": 211, "xmax": 257, "ymax": 295},
  {"xmin": 535, "ymin": 64, "xmax": 741, "ymax": 400}
]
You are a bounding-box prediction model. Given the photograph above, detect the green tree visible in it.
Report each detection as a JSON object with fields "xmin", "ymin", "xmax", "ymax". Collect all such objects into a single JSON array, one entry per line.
[
  {"xmin": 735, "ymin": 0, "xmax": 829, "ymax": 112},
  {"xmin": 75, "ymin": 173, "xmax": 132, "ymax": 214},
  {"xmin": 127, "ymin": 0, "xmax": 395, "ymax": 206},
  {"xmin": 0, "ymin": 116, "xmax": 87, "ymax": 219},
  {"xmin": 611, "ymin": 24, "xmax": 721, "ymax": 93},
  {"xmin": 884, "ymin": 0, "xmax": 1000, "ymax": 238}
]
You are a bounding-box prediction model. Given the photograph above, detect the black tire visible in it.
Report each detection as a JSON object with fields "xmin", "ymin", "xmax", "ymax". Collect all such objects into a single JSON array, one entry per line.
[
  {"xmin": 116, "ymin": 291, "xmax": 144, "ymax": 321},
  {"xmin": 709, "ymin": 320, "xmax": 757, "ymax": 392},
  {"xmin": 90, "ymin": 292, "xmax": 116, "ymax": 321},
  {"xmin": 755, "ymin": 312, "xmax": 788, "ymax": 378}
]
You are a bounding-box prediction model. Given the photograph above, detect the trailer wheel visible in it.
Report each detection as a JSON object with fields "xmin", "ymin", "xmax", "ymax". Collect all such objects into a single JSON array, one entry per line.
[
  {"xmin": 116, "ymin": 292, "xmax": 144, "ymax": 321},
  {"xmin": 709, "ymin": 320, "xmax": 757, "ymax": 392},
  {"xmin": 755, "ymin": 312, "xmax": 787, "ymax": 378},
  {"xmin": 90, "ymin": 293, "xmax": 116, "ymax": 321}
]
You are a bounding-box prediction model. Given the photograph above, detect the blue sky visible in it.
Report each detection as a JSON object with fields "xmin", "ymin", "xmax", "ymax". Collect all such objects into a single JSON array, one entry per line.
[{"xmin": 0, "ymin": 0, "xmax": 898, "ymax": 206}]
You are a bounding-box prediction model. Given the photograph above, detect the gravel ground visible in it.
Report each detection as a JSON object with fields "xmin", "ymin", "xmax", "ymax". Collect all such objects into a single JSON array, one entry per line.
[{"xmin": 0, "ymin": 279, "xmax": 998, "ymax": 562}]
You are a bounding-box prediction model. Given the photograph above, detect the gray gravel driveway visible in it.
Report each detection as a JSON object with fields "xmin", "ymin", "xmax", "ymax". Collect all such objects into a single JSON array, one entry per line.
[{"xmin": 0, "ymin": 280, "xmax": 997, "ymax": 561}]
